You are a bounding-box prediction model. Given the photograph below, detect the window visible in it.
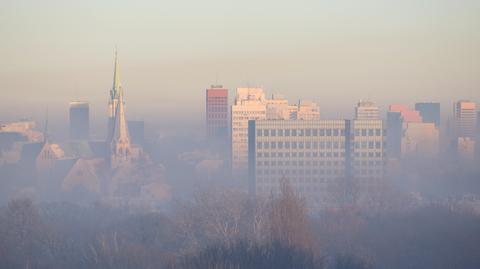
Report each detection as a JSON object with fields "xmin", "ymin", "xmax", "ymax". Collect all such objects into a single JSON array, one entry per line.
[
  {"xmin": 368, "ymin": 129, "xmax": 374, "ymax": 136},
  {"xmin": 313, "ymin": 129, "xmax": 318, "ymax": 136},
  {"xmin": 285, "ymin": 129, "xmax": 290, "ymax": 136},
  {"xmin": 292, "ymin": 129, "xmax": 297, "ymax": 136},
  {"xmin": 326, "ymin": 129, "xmax": 332, "ymax": 136},
  {"xmin": 278, "ymin": 129, "xmax": 283, "ymax": 136},
  {"xmin": 257, "ymin": 130, "xmax": 262, "ymax": 136},
  {"xmin": 271, "ymin": 129, "xmax": 276, "ymax": 136},
  {"xmin": 319, "ymin": 129, "xmax": 325, "ymax": 136},
  {"xmin": 306, "ymin": 129, "xmax": 312, "ymax": 136},
  {"xmin": 333, "ymin": 129, "xmax": 339, "ymax": 136},
  {"xmin": 263, "ymin": 129, "xmax": 269, "ymax": 136},
  {"xmin": 362, "ymin": 129, "xmax": 367, "ymax": 136}
]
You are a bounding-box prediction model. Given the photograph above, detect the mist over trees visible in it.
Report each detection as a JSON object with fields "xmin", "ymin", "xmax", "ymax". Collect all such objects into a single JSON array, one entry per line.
[{"xmin": 1, "ymin": 178, "xmax": 480, "ymax": 269}]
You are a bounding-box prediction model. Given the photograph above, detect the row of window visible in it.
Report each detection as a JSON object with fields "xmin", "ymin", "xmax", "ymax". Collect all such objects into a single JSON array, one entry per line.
[
  {"xmin": 257, "ymin": 141, "xmax": 344, "ymax": 149},
  {"xmin": 256, "ymin": 128, "xmax": 384, "ymax": 137},
  {"xmin": 258, "ymin": 160, "xmax": 345, "ymax": 166},
  {"xmin": 256, "ymin": 151, "xmax": 384, "ymax": 158},
  {"xmin": 257, "ymin": 151, "xmax": 344, "ymax": 158},
  {"xmin": 257, "ymin": 168, "xmax": 383, "ymax": 176}
]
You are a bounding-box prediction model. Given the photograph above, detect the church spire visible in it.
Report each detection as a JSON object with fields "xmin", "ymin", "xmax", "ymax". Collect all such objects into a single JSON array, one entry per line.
[{"xmin": 111, "ymin": 47, "xmax": 121, "ymax": 100}]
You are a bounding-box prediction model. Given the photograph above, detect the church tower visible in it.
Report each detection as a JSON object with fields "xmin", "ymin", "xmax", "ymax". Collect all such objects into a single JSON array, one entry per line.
[
  {"xmin": 107, "ymin": 49, "xmax": 121, "ymax": 140},
  {"xmin": 109, "ymin": 51, "xmax": 133, "ymax": 169}
]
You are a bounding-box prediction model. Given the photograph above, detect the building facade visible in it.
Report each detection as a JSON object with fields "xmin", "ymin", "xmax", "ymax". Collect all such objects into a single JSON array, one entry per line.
[
  {"xmin": 69, "ymin": 101, "xmax": 89, "ymax": 140},
  {"xmin": 206, "ymin": 85, "xmax": 229, "ymax": 142},
  {"xmin": 231, "ymin": 87, "xmax": 267, "ymax": 173},
  {"xmin": 355, "ymin": 101, "xmax": 379, "ymax": 120},
  {"xmin": 454, "ymin": 100, "xmax": 477, "ymax": 139},
  {"xmin": 415, "ymin": 102, "xmax": 440, "ymax": 127},
  {"xmin": 248, "ymin": 119, "xmax": 385, "ymax": 209}
]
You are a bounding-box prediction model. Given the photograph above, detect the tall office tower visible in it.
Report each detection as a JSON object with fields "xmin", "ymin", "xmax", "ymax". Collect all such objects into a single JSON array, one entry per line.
[
  {"xmin": 107, "ymin": 49, "xmax": 121, "ymax": 140},
  {"xmin": 415, "ymin": 102, "xmax": 440, "ymax": 127},
  {"xmin": 296, "ymin": 100, "xmax": 320, "ymax": 120},
  {"xmin": 454, "ymin": 100, "xmax": 477, "ymax": 138},
  {"xmin": 69, "ymin": 101, "xmax": 90, "ymax": 140},
  {"xmin": 401, "ymin": 122, "xmax": 439, "ymax": 159},
  {"xmin": 127, "ymin": 120, "xmax": 145, "ymax": 145},
  {"xmin": 248, "ymin": 119, "xmax": 385, "ymax": 210},
  {"xmin": 206, "ymin": 85, "xmax": 229, "ymax": 141},
  {"xmin": 231, "ymin": 87, "xmax": 267, "ymax": 173},
  {"xmin": 355, "ymin": 100, "xmax": 379, "ymax": 120},
  {"xmin": 453, "ymin": 101, "xmax": 477, "ymax": 161}
]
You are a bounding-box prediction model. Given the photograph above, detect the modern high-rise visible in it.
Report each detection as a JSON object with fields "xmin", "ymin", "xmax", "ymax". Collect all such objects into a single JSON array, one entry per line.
[
  {"xmin": 69, "ymin": 101, "xmax": 89, "ymax": 140},
  {"xmin": 206, "ymin": 85, "xmax": 229, "ymax": 141},
  {"xmin": 386, "ymin": 104, "xmax": 422, "ymax": 159},
  {"xmin": 454, "ymin": 100, "xmax": 477, "ymax": 138},
  {"xmin": 296, "ymin": 100, "xmax": 321, "ymax": 120},
  {"xmin": 231, "ymin": 87, "xmax": 267, "ymax": 173},
  {"xmin": 415, "ymin": 102, "xmax": 440, "ymax": 127},
  {"xmin": 248, "ymin": 119, "xmax": 385, "ymax": 209},
  {"xmin": 355, "ymin": 101, "xmax": 379, "ymax": 120}
]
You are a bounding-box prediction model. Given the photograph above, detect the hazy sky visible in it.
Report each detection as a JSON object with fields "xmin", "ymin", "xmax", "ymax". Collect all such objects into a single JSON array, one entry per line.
[{"xmin": 1, "ymin": 0, "xmax": 479, "ymax": 132}]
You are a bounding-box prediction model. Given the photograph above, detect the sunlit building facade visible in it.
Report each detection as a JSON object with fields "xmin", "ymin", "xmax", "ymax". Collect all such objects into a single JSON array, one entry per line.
[
  {"xmin": 206, "ymin": 85, "xmax": 229, "ymax": 142},
  {"xmin": 249, "ymin": 119, "xmax": 385, "ymax": 209},
  {"xmin": 355, "ymin": 100, "xmax": 379, "ymax": 120},
  {"xmin": 231, "ymin": 87, "xmax": 267, "ymax": 173}
]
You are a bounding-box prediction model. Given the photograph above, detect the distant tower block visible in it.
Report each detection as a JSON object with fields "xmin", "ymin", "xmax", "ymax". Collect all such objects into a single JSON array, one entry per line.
[
  {"xmin": 206, "ymin": 85, "xmax": 229, "ymax": 142},
  {"xmin": 69, "ymin": 101, "xmax": 89, "ymax": 140},
  {"xmin": 355, "ymin": 100, "xmax": 379, "ymax": 120}
]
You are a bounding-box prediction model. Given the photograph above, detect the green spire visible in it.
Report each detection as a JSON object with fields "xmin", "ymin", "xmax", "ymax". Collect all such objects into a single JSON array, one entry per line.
[{"xmin": 111, "ymin": 47, "xmax": 121, "ymax": 100}]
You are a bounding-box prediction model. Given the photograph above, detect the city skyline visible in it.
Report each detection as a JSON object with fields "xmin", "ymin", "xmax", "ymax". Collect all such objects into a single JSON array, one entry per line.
[{"xmin": 1, "ymin": 1, "xmax": 479, "ymax": 125}]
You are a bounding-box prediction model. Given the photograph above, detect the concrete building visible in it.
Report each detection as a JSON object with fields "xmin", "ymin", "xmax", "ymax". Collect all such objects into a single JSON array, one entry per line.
[
  {"xmin": 415, "ymin": 102, "xmax": 440, "ymax": 127},
  {"xmin": 355, "ymin": 100, "xmax": 379, "ymax": 120},
  {"xmin": 386, "ymin": 104, "xmax": 423, "ymax": 159},
  {"xmin": 231, "ymin": 87, "xmax": 267, "ymax": 172},
  {"xmin": 206, "ymin": 85, "xmax": 229, "ymax": 142},
  {"xmin": 266, "ymin": 94, "xmax": 291, "ymax": 120},
  {"xmin": 69, "ymin": 101, "xmax": 89, "ymax": 140},
  {"xmin": 296, "ymin": 100, "xmax": 320, "ymax": 120},
  {"xmin": 248, "ymin": 119, "xmax": 385, "ymax": 209},
  {"xmin": 454, "ymin": 100, "xmax": 477, "ymax": 139}
]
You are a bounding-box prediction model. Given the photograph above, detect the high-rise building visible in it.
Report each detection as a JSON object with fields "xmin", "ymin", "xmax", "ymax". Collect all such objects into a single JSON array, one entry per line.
[
  {"xmin": 248, "ymin": 119, "xmax": 385, "ymax": 209},
  {"xmin": 231, "ymin": 87, "xmax": 267, "ymax": 173},
  {"xmin": 355, "ymin": 100, "xmax": 379, "ymax": 120},
  {"xmin": 415, "ymin": 102, "xmax": 440, "ymax": 127},
  {"xmin": 454, "ymin": 100, "xmax": 477, "ymax": 138},
  {"xmin": 266, "ymin": 94, "xmax": 291, "ymax": 120},
  {"xmin": 296, "ymin": 100, "xmax": 320, "ymax": 120},
  {"xmin": 206, "ymin": 85, "xmax": 229, "ymax": 141},
  {"xmin": 69, "ymin": 101, "xmax": 89, "ymax": 140},
  {"xmin": 386, "ymin": 104, "xmax": 423, "ymax": 159}
]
